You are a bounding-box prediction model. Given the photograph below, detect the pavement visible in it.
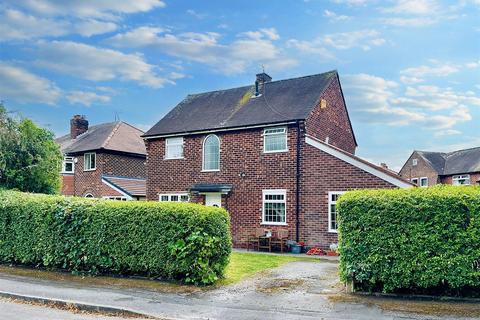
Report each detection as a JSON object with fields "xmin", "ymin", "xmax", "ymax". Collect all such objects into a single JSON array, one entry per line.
[{"xmin": 0, "ymin": 260, "xmax": 479, "ymax": 320}]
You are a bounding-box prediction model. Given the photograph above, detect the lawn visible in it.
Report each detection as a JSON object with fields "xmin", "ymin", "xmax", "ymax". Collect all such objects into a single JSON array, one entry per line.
[{"xmin": 219, "ymin": 251, "xmax": 316, "ymax": 286}]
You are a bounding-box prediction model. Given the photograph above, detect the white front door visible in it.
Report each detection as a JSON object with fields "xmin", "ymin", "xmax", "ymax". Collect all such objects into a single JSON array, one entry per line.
[{"xmin": 205, "ymin": 193, "xmax": 222, "ymax": 207}]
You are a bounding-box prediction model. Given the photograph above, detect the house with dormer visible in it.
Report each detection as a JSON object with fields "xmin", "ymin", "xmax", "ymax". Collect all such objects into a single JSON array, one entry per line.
[{"xmin": 143, "ymin": 71, "xmax": 411, "ymax": 248}]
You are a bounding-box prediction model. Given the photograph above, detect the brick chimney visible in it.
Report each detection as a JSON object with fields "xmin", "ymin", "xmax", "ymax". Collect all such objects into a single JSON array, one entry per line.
[
  {"xmin": 255, "ymin": 72, "xmax": 272, "ymax": 96},
  {"xmin": 70, "ymin": 115, "xmax": 88, "ymax": 139}
]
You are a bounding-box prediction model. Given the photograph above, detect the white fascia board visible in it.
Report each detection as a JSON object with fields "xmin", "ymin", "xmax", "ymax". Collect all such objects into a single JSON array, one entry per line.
[
  {"xmin": 101, "ymin": 178, "xmax": 133, "ymax": 200},
  {"xmin": 305, "ymin": 136, "xmax": 412, "ymax": 188}
]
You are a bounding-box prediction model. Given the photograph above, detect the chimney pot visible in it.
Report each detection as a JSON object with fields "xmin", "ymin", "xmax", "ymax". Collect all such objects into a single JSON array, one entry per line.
[
  {"xmin": 70, "ymin": 115, "xmax": 88, "ymax": 139},
  {"xmin": 380, "ymin": 163, "xmax": 388, "ymax": 169}
]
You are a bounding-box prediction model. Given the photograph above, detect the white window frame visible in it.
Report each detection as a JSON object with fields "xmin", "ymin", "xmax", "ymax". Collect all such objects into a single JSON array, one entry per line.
[
  {"xmin": 328, "ymin": 191, "xmax": 346, "ymax": 233},
  {"xmin": 261, "ymin": 189, "xmax": 287, "ymax": 226},
  {"xmin": 419, "ymin": 177, "xmax": 428, "ymax": 187},
  {"xmin": 159, "ymin": 193, "xmax": 190, "ymax": 202},
  {"xmin": 452, "ymin": 174, "xmax": 471, "ymax": 186},
  {"xmin": 103, "ymin": 196, "xmax": 128, "ymax": 201},
  {"xmin": 411, "ymin": 178, "xmax": 419, "ymax": 186},
  {"xmin": 84, "ymin": 193, "xmax": 94, "ymax": 198},
  {"xmin": 263, "ymin": 127, "xmax": 288, "ymax": 153},
  {"xmin": 412, "ymin": 158, "xmax": 418, "ymax": 166},
  {"xmin": 84, "ymin": 152, "xmax": 96, "ymax": 171},
  {"xmin": 62, "ymin": 156, "xmax": 75, "ymax": 173},
  {"xmin": 202, "ymin": 134, "xmax": 220, "ymax": 172},
  {"xmin": 165, "ymin": 137, "xmax": 184, "ymax": 159}
]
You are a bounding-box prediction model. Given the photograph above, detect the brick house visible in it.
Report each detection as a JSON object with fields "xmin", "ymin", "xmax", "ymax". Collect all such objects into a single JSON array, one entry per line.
[
  {"xmin": 399, "ymin": 148, "xmax": 480, "ymax": 187},
  {"xmin": 143, "ymin": 71, "xmax": 411, "ymax": 248},
  {"xmin": 56, "ymin": 115, "xmax": 147, "ymax": 200}
]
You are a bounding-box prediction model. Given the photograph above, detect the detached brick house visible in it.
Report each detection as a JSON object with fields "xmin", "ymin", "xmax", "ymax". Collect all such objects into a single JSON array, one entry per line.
[
  {"xmin": 143, "ymin": 71, "xmax": 411, "ymax": 248},
  {"xmin": 56, "ymin": 115, "xmax": 147, "ymax": 200},
  {"xmin": 400, "ymin": 148, "xmax": 480, "ymax": 187}
]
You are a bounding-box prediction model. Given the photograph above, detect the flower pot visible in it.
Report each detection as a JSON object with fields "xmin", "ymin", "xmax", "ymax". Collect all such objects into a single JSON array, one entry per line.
[{"xmin": 326, "ymin": 251, "xmax": 338, "ymax": 256}]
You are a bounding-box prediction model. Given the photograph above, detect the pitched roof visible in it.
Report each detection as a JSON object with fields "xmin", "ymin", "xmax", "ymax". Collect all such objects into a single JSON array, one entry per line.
[
  {"xmin": 102, "ymin": 175, "xmax": 146, "ymax": 197},
  {"xmin": 416, "ymin": 147, "xmax": 480, "ymax": 175},
  {"xmin": 144, "ymin": 71, "xmax": 341, "ymax": 137},
  {"xmin": 56, "ymin": 122, "xmax": 146, "ymax": 156}
]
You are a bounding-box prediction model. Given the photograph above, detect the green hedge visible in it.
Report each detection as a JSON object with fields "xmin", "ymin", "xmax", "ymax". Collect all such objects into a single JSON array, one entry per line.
[
  {"xmin": 337, "ymin": 186, "xmax": 480, "ymax": 295},
  {"xmin": 0, "ymin": 190, "xmax": 231, "ymax": 285}
]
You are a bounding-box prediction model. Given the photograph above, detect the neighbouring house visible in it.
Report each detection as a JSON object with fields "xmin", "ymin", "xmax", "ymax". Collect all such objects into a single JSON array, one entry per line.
[
  {"xmin": 399, "ymin": 148, "xmax": 480, "ymax": 187},
  {"xmin": 56, "ymin": 115, "xmax": 147, "ymax": 200},
  {"xmin": 143, "ymin": 71, "xmax": 412, "ymax": 248}
]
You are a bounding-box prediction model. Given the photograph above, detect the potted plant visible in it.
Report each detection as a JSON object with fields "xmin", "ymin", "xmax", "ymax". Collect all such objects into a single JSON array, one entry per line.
[{"xmin": 327, "ymin": 243, "xmax": 339, "ymax": 256}]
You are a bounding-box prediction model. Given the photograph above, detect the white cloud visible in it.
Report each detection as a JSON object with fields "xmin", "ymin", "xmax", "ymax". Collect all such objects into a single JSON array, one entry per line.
[
  {"xmin": 186, "ymin": 9, "xmax": 207, "ymax": 19},
  {"xmin": 285, "ymin": 39, "xmax": 335, "ymax": 60},
  {"xmin": 331, "ymin": 0, "xmax": 371, "ymax": 5},
  {"xmin": 382, "ymin": 0, "xmax": 439, "ymax": 15},
  {"xmin": 0, "ymin": 9, "xmax": 117, "ymax": 40},
  {"xmin": 320, "ymin": 29, "xmax": 385, "ymax": 51},
  {"xmin": 400, "ymin": 63, "xmax": 459, "ymax": 83},
  {"xmin": 323, "ymin": 10, "xmax": 350, "ymax": 21},
  {"xmin": 382, "ymin": 17, "xmax": 437, "ymax": 27},
  {"xmin": 10, "ymin": 0, "xmax": 165, "ymax": 20},
  {"xmin": 434, "ymin": 129, "xmax": 461, "ymax": 137},
  {"xmin": 0, "ymin": 62, "xmax": 61, "ymax": 105},
  {"xmin": 66, "ymin": 91, "xmax": 111, "ymax": 106},
  {"xmin": 343, "ymin": 73, "xmax": 476, "ymax": 131},
  {"xmin": 108, "ymin": 27, "xmax": 296, "ymax": 75},
  {"xmin": 34, "ymin": 41, "xmax": 172, "ymax": 88}
]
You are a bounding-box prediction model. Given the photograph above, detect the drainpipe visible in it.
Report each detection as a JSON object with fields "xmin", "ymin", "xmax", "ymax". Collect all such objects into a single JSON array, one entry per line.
[{"xmin": 295, "ymin": 120, "xmax": 303, "ymax": 243}]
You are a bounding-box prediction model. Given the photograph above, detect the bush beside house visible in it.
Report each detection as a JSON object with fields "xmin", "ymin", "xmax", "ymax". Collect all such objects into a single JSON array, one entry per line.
[
  {"xmin": 0, "ymin": 190, "xmax": 232, "ymax": 285},
  {"xmin": 338, "ymin": 186, "xmax": 480, "ymax": 296}
]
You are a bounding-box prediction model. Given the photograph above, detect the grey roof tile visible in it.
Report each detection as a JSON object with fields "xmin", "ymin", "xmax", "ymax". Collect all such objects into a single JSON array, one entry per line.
[
  {"xmin": 144, "ymin": 71, "xmax": 337, "ymax": 137},
  {"xmin": 417, "ymin": 147, "xmax": 480, "ymax": 175}
]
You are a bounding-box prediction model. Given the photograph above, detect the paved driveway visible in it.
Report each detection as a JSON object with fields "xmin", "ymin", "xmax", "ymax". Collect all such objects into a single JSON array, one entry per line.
[{"xmin": 0, "ymin": 260, "xmax": 479, "ymax": 320}]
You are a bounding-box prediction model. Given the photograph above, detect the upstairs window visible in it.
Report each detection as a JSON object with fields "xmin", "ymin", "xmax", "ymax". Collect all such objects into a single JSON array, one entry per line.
[
  {"xmin": 264, "ymin": 127, "xmax": 287, "ymax": 153},
  {"xmin": 262, "ymin": 190, "xmax": 287, "ymax": 225},
  {"xmin": 453, "ymin": 174, "xmax": 470, "ymax": 185},
  {"xmin": 84, "ymin": 152, "xmax": 96, "ymax": 171},
  {"xmin": 328, "ymin": 191, "xmax": 345, "ymax": 232},
  {"xmin": 203, "ymin": 134, "xmax": 220, "ymax": 171},
  {"xmin": 165, "ymin": 137, "xmax": 184, "ymax": 159},
  {"xmin": 412, "ymin": 158, "xmax": 418, "ymax": 166},
  {"xmin": 62, "ymin": 156, "xmax": 74, "ymax": 173},
  {"xmin": 411, "ymin": 178, "xmax": 419, "ymax": 185}
]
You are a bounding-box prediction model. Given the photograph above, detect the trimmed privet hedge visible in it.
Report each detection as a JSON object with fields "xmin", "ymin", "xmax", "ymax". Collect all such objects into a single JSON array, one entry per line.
[
  {"xmin": 0, "ymin": 190, "xmax": 231, "ymax": 285},
  {"xmin": 337, "ymin": 186, "xmax": 480, "ymax": 296}
]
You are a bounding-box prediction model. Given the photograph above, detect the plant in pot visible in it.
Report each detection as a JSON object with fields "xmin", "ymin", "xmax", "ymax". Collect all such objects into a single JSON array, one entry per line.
[{"xmin": 327, "ymin": 243, "xmax": 339, "ymax": 256}]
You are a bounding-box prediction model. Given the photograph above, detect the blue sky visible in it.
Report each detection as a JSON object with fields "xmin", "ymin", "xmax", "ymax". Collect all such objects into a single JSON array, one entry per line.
[{"xmin": 0, "ymin": 0, "xmax": 479, "ymax": 170}]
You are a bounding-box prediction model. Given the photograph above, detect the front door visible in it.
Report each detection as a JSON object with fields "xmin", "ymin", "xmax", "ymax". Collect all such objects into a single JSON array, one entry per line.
[{"xmin": 204, "ymin": 193, "xmax": 222, "ymax": 207}]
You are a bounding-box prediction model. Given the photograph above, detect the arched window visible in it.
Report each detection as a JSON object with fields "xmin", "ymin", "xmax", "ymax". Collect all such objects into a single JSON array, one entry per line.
[
  {"xmin": 84, "ymin": 193, "xmax": 94, "ymax": 198},
  {"xmin": 203, "ymin": 134, "xmax": 220, "ymax": 171}
]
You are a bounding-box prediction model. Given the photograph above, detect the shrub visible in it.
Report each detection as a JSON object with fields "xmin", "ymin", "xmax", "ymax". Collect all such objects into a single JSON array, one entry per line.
[
  {"xmin": 0, "ymin": 190, "xmax": 231, "ymax": 285},
  {"xmin": 337, "ymin": 185, "xmax": 480, "ymax": 295}
]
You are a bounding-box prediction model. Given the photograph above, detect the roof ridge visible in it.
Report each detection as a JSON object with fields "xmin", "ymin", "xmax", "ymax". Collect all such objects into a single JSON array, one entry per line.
[
  {"xmin": 187, "ymin": 70, "xmax": 338, "ymax": 97},
  {"xmin": 102, "ymin": 122, "xmax": 122, "ymax": 149},
  {"xmin": 119, "ymin": 121, "xmax": 145, "ymax": 134}
]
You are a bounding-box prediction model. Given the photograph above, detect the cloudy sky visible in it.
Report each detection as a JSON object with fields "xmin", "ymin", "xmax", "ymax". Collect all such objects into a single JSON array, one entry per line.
[{"xmin": 0, "ymin": 0, "xmax": 479, "ymax": 170}]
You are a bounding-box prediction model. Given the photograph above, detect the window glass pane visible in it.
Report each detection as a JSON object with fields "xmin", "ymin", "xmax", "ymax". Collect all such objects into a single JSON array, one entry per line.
[
  {"xmin": 203, "ymin": 135, "xmax": 220, "ymax": 170},
  {"xmin": 166, "ymin": 138, "xmax": 183, "ymax": 158},
  {"xmin": 160, "ymin": 195, "xmax": 169, "ymax": 201},
  {"xmin": 171, "ymin": 195, "xmax": 179, "ymax": 202},
  {"xmin": 180, "ymin": 195, "xmax": 189, "ymax": 202},
  {"xmin": 264, "ymin": 128, "xmax": 287, "ymax": 152},
  {"xmin": 263, "ymin": 192, "xmax": 286, "ymax": 223},
  {"xmin": 90, "ymin": 153, "xmax": 95, "ymax": 168},
  {"xmin": 64, "ymin": 162, "xmax": 73, "ymax": 172}
]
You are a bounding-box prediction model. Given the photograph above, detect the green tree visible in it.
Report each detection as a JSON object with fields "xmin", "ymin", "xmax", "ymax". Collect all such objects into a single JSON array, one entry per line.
[{"xmin": 0, "ymin": 104, "xmax": 62, "ymax": 194}]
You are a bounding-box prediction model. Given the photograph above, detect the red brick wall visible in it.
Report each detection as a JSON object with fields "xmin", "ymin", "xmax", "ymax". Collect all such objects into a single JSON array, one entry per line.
[
  {"xmin": 399, "ymin": 152, "xmax": 439, "ymax": 186},
  {"xmin": 60, "ymin": 174, "xmax": 74, "ymax": 196},
  {"xmin": 62, "ymin": 152, "xmax": 146, "ymax": 198},
  {"xmin": 305, "ymin": 75, "xmax": 357, "ymax": 154},
  {"xmin": 146, "ymin": 126, "xmax": 299, "ymax": 244},
  {"xmin": 300, "ymin": 141, "xmax": 397, "ymax": 248}
]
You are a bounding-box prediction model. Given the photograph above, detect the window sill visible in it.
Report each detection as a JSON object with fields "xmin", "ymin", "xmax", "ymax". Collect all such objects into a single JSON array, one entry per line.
[
  {"xmin": 61, "ymin": 172, "xmax": 74, "ymax": 175},
  {"xmin": 164, "ymin": 157, "xmax": 184, "ymax": 160},
  {"xmin": 261, "ymin": 222, "xmax": 288, "ymax": 226},
  {"xmin": 84, "ymin": 168, "xmax": 96, "ymax": 172},
  {"xmin": 328, "ymin": 230, "xmax": 338, "ymax": 234},
  {"xmin": 263, "ymin": 149, "xmax": 289, "ymax": 154},
  {"xmin": 202, "ymin": 169, "xmax": 220, "ymax": 172}
]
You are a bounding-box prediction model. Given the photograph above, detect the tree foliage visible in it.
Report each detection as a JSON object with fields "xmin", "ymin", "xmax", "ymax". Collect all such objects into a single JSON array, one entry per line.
[{"xmin": 0, "ymin": 104, "xmax": 62, "ymax": 194}]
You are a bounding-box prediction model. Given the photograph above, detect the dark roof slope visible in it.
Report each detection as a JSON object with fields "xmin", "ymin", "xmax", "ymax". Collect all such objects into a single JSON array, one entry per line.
[
  {"xmin": 56, "ymin": 122, "xmax": 146, "ymax": 155},
  {"xmin": 102, "ymin": 175, "xmax": 146, "ymax": 197},
  {"xmin": 144, "ymin": 71, "xmax": 338, "ymax": 137},
  {"xmin": 416, "ymin": 147, "xmax": 480, "ymax": 175}
]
